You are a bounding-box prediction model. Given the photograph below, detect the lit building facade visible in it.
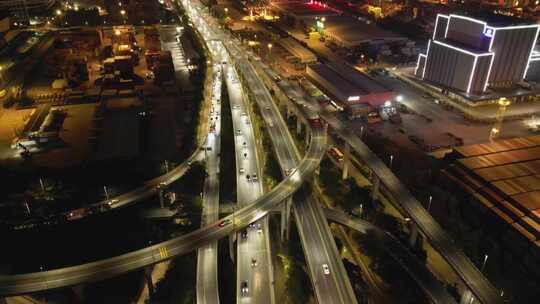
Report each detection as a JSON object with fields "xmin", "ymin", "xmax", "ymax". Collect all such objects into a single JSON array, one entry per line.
[{"xmin": 415, "ymin": 14, "xmax": 539, "ymax": 94}]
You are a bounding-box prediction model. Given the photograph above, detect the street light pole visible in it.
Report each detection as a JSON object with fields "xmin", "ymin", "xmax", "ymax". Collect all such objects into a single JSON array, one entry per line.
[
  {"xmin": 104, "ymin": 185, "xmax": 110, "ymax": 200},
  {"xmin": 24, "ymin": 200, "xmax": 31, "ymax": 215},
  {"xmin": 428, "ymin": 195, "xmax": 432, "ymax": 212},
  {"xmin": 39, "ymin": 178, "xmax": 46, "ymax": 192},
  {"xmin": 481, "ymin": 254, "xmax": 489, "ymax": 272}
]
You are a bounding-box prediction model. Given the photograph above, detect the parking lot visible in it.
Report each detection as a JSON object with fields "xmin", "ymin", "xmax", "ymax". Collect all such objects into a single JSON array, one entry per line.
[{"xmin": 354, "ymin": 72, "xmax": 535, "ymax": 154}]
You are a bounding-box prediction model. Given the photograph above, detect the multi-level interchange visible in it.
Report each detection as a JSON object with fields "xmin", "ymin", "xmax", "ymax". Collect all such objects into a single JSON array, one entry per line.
[{"xmin": 0, "ymin": 1, "xmax": 510, "ymax": 304}]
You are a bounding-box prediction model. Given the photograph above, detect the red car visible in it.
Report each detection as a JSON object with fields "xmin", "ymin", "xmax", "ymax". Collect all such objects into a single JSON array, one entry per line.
[{"xmin": 218, "ymin": 219, "xmax": 232, "ymax": 227}]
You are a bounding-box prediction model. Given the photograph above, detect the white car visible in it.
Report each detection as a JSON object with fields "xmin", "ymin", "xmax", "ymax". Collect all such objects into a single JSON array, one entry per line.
[
  {"xmin": 241, "ymin": 281, "xmax": 249, "ymax": 296},
  {"xmin": 239, "ymin": 168, "xmax": 245, "ymax": 174},
  {"xmin": 322, "ymin": 264, "xmax": 330, "ymax": 275}
]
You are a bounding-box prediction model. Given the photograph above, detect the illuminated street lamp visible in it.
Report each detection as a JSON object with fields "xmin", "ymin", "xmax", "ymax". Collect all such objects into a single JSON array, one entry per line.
[
  {"xmin": 316, "ymin": 17, "xmax": 326, "ymax": 36},
  {"xmin": 267, "ymin": 43, "xmax": 272, "ymax": 55},
  {"xmin": 0, "ymin": 65, "xmax": 4, "ymax": 86},
  {"xmin": 481, "ymin": 254, "xmax": 489, "ymax": 272},
  {"xmin": 56, "ymin": 9, "xmax": 62, "ymax": 16},
  {"xmin": 490, "ymin": 97, "xmax": 511, "ymax": 141},
  {"xmin": 120, "ymin": 9, "xmax": 126, "ymax": 16}
]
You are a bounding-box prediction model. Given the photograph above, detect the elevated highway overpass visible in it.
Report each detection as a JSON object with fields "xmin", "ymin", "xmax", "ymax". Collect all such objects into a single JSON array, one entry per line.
[{"xmin": 256, "ymin": 62, "xmax": 502, "ymax": 304}]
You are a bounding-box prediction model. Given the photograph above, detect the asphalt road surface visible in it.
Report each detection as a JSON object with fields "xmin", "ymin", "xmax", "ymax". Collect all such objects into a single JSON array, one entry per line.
[
  {"xmin": 226, "ymin": 63, "xmax": 274, "ymax": 303},
  {"xmin": 227, "ymin": 42, "xmax": 358, "ymax": 303},
  {"xmin": 196, "ymin": 64, "xmax": 223, "ymax": 304}
]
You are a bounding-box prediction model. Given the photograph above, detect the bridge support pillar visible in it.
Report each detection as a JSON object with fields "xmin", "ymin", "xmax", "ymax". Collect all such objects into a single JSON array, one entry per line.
[
  {"xmin": 460, "ymin": 289, "xmax": 474, "ymax": 304},
  {"xmin": 229, "ymin": 233, "xmax": 236, "ymax": 263},
  {"xmin": 408, "ymin": 222, "xmax": 418, "ymax": 248},
  {"xmin": 280, "ymin": 198, "xmax": 292, "ymax": 241},
  {"xmin": 72, "ymin": 285, "xmax": 85, "ymax": 301},
  {"xmin": 342, "ymin": 142, "xmax": 350, "ymax": 180},
  {"xmin": 144, "ymin": 267, "xmax": 155, "ymax": 298},
  {"xmin": 280, "ymin": 103, "xmax": 287, "ymax": 119},
  {"xmin": 158, "ymin": 190, "xmax": 165, "ymax": 209},
  {"xmin": 371, "ymin": 174, "xmax": 380, "ymax": 201}
]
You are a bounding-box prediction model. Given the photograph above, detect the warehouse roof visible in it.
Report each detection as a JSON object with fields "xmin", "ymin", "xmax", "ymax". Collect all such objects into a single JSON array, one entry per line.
[
  {"xmin": 307, "ymin": 63, "xmax": 360, "ymax": 97},
  {"xmin": 271, "ymin": 1, "xmax": 339, "ymax": 18},
  {"xmin": 306, "ymin": 15, "xmax": 406, "ymax": 47},
  {"xmin": 327, "ymin": 62, "xmax": 390, "ymax": 94},
  {"xmin": 447, "ymin": 135, "xmax": 540, "ymax": 244},
  {"xmin": 455, "ymin": 135, "xmax": 540, "ymax": 157},
  {"xmin": 278, "ymin": 38, "xmax": 317, "ymax": 63}
]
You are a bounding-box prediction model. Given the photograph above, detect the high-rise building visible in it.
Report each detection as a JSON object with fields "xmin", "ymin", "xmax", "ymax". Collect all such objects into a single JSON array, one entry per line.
[{"xmin": 415, "ymin": 14, "xmax": 539, "ymax": 94}]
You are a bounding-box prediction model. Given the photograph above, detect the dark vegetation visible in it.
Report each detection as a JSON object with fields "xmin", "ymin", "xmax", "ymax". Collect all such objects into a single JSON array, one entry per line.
[
  {"xmin": 219, "ymin": 73, "xmax": 237, "ymax": 203},
  {"xmin": 343, "ymin": 259, "xmax": 369, "ymax": 304},
  {"xmin": 318, "ymin": 155, "xmax": 428, "ymax": 302},
  {"xmin": 286, "ymin": 115, "xmax": 306, "ymax": 155},
  {"xmin": 174, "ymin": 18, "xmax": 208, "ymax": 162},
  {"xmin": 246, "ymin": 88, "xmax": 282, "ymax": 185},
  {"xmin": 279, "ymin": 222, "xmax": 314, "ymax": 304},
  {"xmin": 0, "ymin": 159, "xmax": 157, "ymax": 224},
  {"xmin": 153, "ymin": 254, "xmax": 197, "ymax": 303},
  {"xmin": 170, "ymin": 162, "xmax": 205, "ymax": 229},
  {"xmin": 0, "ymin": 204, "xmax": 153, "ymax": 273},
  {"xmin": 355, "ymin": 231, "xmax": 428, "ymax": 304},
  {"xmin": 218, "ymin": 238, "xmax": 237, "ymax": 303}
]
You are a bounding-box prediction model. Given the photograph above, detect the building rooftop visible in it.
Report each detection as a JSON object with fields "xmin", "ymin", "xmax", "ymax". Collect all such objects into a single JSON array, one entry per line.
[
  {"xmin": 278, "ymin": 37, "xmax": 317, "ymax": 63},
  {"xmin": 307, "ymin": 62, "xmax": 395, "ymax": 107},
  {"xmin": 272, "ymin": 1, "xmax": 339, "ymax": 18},
  {"xmin": 308, "ymin": 63, "xmax": 360, "ymax": 97},
  {"xmin": 306, "ymin": 15, "xmax": 406, "ymax": 47},
  {"xmin": 327, "ymin": 62, "xmax": 390, "ymax": 94},
  {"xmin": 447, "ymin": 135, "xmax": 540, "ymax": 244}
]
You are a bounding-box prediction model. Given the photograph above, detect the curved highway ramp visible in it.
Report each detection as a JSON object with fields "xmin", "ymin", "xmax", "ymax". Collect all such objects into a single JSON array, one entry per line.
[{"xmin": 0, "ymin": 109, "xmax": 326, "ymax": 297}]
